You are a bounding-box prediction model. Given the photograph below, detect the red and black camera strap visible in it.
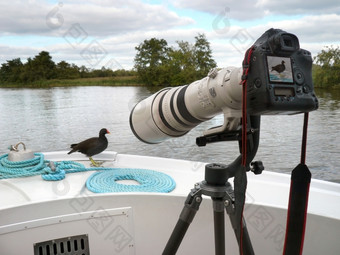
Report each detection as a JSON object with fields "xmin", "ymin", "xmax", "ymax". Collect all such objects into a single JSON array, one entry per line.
[
  {"xmin": 238, "ymin": 45, "xmax": 255, "ymax": 255},
  {"xmin": 240, "ymin": 47, "xmax": 311, "ymax": 255},
  {"xmin": 240, "ymin": 46, "xmax": 255, "ymax": 168},
  {"xmin": 283, "ymin": 112, "xmax": 311, "ymax": 255}
]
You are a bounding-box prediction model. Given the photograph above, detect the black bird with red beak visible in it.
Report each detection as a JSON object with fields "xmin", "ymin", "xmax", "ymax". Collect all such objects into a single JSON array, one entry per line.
[
  {"xmin": 68, "ymin": 128, "xmax": 110, "ymax": 166},
  {"xmin": 271, "ymin": 60, "xmax": 286, "ymax": 73}
]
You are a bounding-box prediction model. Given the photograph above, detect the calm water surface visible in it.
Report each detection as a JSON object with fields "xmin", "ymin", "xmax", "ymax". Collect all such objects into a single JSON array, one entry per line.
[{"xmin": 0, "ymin": 86, "xmax": 339, "ymax": 182}]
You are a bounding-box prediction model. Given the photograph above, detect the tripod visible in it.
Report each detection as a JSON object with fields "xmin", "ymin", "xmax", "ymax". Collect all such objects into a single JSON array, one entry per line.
[
  {"xmin": 162, "ymin": 163, "xmax": 255, "ymax": 255},
  {"xmin": 163, "ymin": 115, "xmax": 263, "ymax": 255}
]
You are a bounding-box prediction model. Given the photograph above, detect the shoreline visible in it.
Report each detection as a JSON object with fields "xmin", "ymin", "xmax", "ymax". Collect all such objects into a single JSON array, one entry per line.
[
  {"xmin": 0, "ymin": 76, "xmax": 143, "ymax": 88},
  {"xmin": 0, "ymin": 76, "xmax": 338, "ymax": 89}
]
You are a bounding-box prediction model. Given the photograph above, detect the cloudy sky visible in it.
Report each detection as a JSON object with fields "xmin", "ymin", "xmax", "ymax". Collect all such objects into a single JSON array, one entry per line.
[{"xmin": 0, "ymin": 0, "xmax": 339, "ymax": 70}]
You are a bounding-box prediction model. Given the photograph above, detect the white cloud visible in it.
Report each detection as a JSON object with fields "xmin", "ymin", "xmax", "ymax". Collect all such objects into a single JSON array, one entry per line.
[
  {"xmin": 0, "ymin": 1, "xmax": 339, "ymax": 70},
  {"xmin": 173, "ymin": 0, "xmax": 265, "ymax": 20},
  {"xmin": 0, "ymin": 0, "xmax": 194, "ymax": 36},
  {"xmin": 0, "ymin": 0, "xmax": 195, "ymax": 68},
  {"xmin": 173, "ymin": 0, "xmax": 340, "ymax": 20},
  {"xmin": 205, "ymin": 13, "xmax": 340, "ymax": 68},
  {"xmin": 241, "ymin": 14, "xmax": 340, "ymax": 48},
  {"xmin": 258, "ymin": 0, "xmax": 340, "ymax": 16}
]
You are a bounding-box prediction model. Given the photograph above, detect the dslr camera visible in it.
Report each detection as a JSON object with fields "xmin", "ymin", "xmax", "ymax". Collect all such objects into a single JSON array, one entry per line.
[
  {"xmin": 130, "ymin": 28, "xmax": 318, "ymax": 144},
  {"xmin": 246, "ymin": 28, "xmax": 318, "ymax": 115}
]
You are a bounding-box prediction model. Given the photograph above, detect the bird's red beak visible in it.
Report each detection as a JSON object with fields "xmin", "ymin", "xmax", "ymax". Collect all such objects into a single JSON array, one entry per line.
[{"xmin": 106, "ymin": 130, "xmax": 110, "ymax": 134}]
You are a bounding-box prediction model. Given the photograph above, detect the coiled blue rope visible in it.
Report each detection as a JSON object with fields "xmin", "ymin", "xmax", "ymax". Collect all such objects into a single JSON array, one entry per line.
[
  {"xmin": 0, "ymin": 153, "xmax": 49, "ymax": 179},
  {"xmin": 0, "ymin": 153, "xmax": 176, "ymax": 193},
  {"xmin": 86, "ymin": 168, "xmax": 176, "ymax": 193},
  {"xmin": 0, "ymin": 153, "xmax": 97, "ymax": 181}
]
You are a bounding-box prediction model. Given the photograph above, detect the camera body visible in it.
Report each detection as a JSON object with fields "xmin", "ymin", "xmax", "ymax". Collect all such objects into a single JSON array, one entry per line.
[{"xmin": 246, "ymin": 28, "xmax": 318, "ymax": 115}]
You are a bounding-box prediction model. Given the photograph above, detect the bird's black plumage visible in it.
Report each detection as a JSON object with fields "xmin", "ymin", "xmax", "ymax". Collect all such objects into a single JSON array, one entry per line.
[
  {"xmin": 271, "ymin": 60, "xmax": 286, "ymax": 73},
  {"xmin": 68, "ymin": 128, "xmax": 110, "ymax": 157}
]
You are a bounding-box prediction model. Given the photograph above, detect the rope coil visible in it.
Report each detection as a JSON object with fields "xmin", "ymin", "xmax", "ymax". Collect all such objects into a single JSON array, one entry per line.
[
  {"xmin": 0, "ymin": 153, "xmax": 93, "ymax": 181},
  {"xmin": 86, "ymin": 168, "xmax": 176, "ymax": 193},
  {"xmin": 0, "ymin": 153, "xmax": 176, "ymax": 193},
  {"xmin": 0, "ymin": 153, "xmax": 50, "ymax": 178}
]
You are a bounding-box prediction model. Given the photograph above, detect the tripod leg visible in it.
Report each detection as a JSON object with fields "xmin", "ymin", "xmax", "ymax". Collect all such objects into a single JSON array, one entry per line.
[
  {"xmin": 163, "ymin": 190, "xmax": 202, "ymax": 255},
  {"xmin": 213, "ymin": 198, "xmax": 225, "ymax": 255},
  {"xmin": 225, "ymin": 202, "xmax": 254, "ymax": 255}
]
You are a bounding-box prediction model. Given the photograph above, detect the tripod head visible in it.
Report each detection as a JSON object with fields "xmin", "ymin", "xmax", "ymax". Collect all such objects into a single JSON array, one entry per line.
[{"xmin": 198, "ymin": 115, "xmax": 263, "ymax": 178}]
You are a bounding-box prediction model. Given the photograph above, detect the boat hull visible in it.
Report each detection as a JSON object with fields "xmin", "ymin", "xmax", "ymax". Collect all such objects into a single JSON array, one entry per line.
[{"xmin": 0, "ymin": 151, "xmax": 339, "ymax": 254}]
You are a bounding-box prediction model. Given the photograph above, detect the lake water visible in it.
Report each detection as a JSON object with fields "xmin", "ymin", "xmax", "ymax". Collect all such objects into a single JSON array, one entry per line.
[{"xmin": 0, "ymin": 86, "xmax": 339, "ymax": 182}]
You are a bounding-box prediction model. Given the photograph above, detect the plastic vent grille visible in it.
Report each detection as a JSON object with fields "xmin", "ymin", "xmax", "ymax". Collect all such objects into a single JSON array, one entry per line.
[{"xmin": 33, "ymin": 234, "xmax": 90, "ymax": 255}]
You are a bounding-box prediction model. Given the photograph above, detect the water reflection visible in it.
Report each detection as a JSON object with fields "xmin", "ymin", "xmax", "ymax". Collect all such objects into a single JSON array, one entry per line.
[
  {"xmin": 0, "ymin": 86, "xmax": 339, "ymax": 182},
  {"xmin": 315, "ymin": 88, "xmax": 340, "ymax": 111}
]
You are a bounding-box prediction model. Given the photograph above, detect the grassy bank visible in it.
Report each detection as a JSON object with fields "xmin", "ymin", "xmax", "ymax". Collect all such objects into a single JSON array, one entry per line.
[
  {"xmin": 0, "ymin": 76, "xmax": 143, "ymax": 88},
  {"xmin": 1, "ymin": 75, "xmax": 338, "ymax": 89}
]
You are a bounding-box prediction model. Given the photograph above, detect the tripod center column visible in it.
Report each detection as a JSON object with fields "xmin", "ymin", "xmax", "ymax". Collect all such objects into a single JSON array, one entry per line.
[{"xmin": 205, "ymin": 163, "xmax": 229, "ymax": 186}]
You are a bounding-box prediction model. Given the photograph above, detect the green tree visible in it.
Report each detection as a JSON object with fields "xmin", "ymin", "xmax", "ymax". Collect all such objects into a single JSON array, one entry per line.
[
  {"xmin": 194, "ymin": 33, "xmax": 216, "ymax": 77},
  {"xmin": 134, "ymin": 34, "xmax": 217, "ymax": 86},
  {"xmin": 313, "ymin": 46, "xmax": 340, "ymax": 88},
  {"xmin": 134, "ymin": 38, "xmax": 170, "ymax": 86},
  {"xmin": 56, "ymin": 61, "xmax": 80, "ymax": 79},
  {"xmin": 0, "ymin": 58, "xmax": 23, "ymax": 83},
  {"xmin": 166, "ymin": 41, "xmax": 197, "ymax": 85},
  {"xmin": 17, "ymin": 52, "xmax": 56, "ymax": 83},
  {"xmin": 20, "ymin": 57, "xmax": 35, "ymax": 83},
  {"xmin": 79, "ymin": 65, "xmax": 90, "ymax": 78},
  {"xmin": 31, "ymin": 51, "xmax": 56, "ymax": 80}
]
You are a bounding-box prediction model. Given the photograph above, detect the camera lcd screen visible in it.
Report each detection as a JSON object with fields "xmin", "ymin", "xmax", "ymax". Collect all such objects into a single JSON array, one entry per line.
[{"xmin": 267, "ymin": 56, "xmax": 294, "ymax": 84}]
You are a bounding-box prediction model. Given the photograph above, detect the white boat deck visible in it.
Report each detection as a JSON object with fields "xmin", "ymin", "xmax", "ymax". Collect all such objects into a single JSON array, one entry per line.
[{"xmin": 0, "ymin": 151, "xmax": 340, "ymax": 254}]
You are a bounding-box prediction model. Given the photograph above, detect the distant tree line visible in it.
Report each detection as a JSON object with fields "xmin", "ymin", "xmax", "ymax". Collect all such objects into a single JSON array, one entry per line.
[
  {"xmin": 313, "ymin": 46, "xmax": 340, "ymax": 88},
  {"xmin": 134, "ymin": 33, "xmax": 216, "ymax": 86},
  {"xmin": 0, "ymin": 51, "xmax": 136, "ymax": 85},
  {"xmin": 134, "ymin": 34, "xmax": 340, "ymax": 88},
  {"xmin": 1, "ymin": 40, "xmax": 338, "ymax": 89}
]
